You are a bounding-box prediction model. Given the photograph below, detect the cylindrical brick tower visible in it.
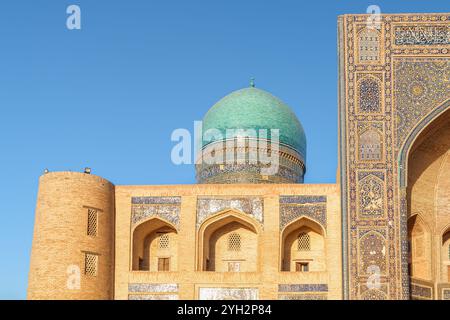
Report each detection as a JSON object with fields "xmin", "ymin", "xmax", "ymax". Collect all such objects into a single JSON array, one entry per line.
[{"xmin": 27, "ymin": 171, "xmax": 115, "ymax": 300}]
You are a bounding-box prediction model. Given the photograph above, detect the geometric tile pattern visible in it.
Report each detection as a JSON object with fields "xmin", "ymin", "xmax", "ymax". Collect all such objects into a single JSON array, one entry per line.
[
  {"xmin": 198, "ymin": 287, "xmax": 258, "ymax": 300},
  {"xmin": 128, "ymin": 294, "xmax": 179, "ymax": 300},
  {"xmin": 196, "ymin": 196, "xmax": 263, "ymax": 229},
  {"xmin": 410, "ymin": 283, "xmax": 433, "ymax": 300},
  {"xmin": 394, "ymin": 25, "xmax": 450, "ymax": 45},
  {"xmin": 278, "ymin": 284, "xmax": 328, "ymax": 292},
  {"xmin": 278, "ymin": 294, "xmax": 327, "ymax": 300},
  {"xmin": 131, "ymin": 197, "xmax": 181, "ymax": 230},
  {"xmin": 128, "ymin": 283, "xmax": 179, "ymax": 293},
  {"xmin": 279, "ymin": 196, "xmax": 327, "ymax": 230},
  {"xmin": 339, "ymin": 13, "xmax": 450, "ymax": 300}
]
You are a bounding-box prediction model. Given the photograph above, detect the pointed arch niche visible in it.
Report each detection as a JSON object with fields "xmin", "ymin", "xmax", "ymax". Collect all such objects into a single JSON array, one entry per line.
[
  {"xmin": 131, "ymin": 217, "xmax": 178, "ymax": 271},
  {"xmin": 407, "ymin": 214, "xmax": 432, "ymax": 280},
  {"xmin": 359, "ymin": 128, "xmax": 383, "ymax": 161},
  {"xmin": 402, "ymin": 106, "xmax": 450, "ymax": 290},
  {"xmin": 357, "ymin": 27, "xmax": 381, "ymax": 63},
  {"xmin": 280, "ymin": 217, "xmax": 326, "ymax": 272},
  {"xmin": 197, "ymin": 210, "xmax": 260, "ymax": 272}
]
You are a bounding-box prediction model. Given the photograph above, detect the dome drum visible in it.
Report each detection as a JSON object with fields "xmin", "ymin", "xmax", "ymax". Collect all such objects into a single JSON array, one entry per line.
[{"xmin": 196, "ymin": 139, "xmax": 305, "ymax": 184}]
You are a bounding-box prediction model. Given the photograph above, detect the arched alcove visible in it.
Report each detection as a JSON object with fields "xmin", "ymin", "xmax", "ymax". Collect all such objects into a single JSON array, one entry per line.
[
  {"xmin": 198, "ymin": 210, "xmax": 259, "ymax": 272},
  {"xmin": 280, "ymin": 217, "xmax": 326, "ymax": 272},
  {"xmin": 407, "ymin": 214, "xmax": 432, "ymax": 280},
  {"xmin": 403, "ymin": 106, "xmax": 450, "ymax": 293},
  {"xmin": 132, "ymin": 217, "xmax": 178, "ymax": 271}
]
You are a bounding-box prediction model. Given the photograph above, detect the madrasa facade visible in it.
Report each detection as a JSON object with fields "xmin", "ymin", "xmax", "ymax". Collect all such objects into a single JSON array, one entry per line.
[{"xmin": 28, "ymin": 13, "xmax": 450, "ymax": 300}]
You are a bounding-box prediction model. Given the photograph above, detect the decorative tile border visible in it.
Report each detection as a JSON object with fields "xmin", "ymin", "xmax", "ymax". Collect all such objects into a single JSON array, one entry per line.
[
  {"xmin": 128, "ymin": 283, "xmax": 178, "ymax": 293},
  {"xmin": 394, "ymin": 25, "xmax": 450, "ymax": 46},
  {"xmin": 278, "ymin": 284, "xmax": 328, "ymax": 292},
  {"xmin": 358, "ymin": 283, "xmax": 389, "ymax": 300},
  {"xmin": 278, "ymin": 294, "xmax": 327, "ymax": 300},
  {"xmin": 437, "ymin": 283, "xmax": 450, "ymax": 300},
  {"xmin": 128, "ymin": 294, "xmax": 179, "ymax": 300},
  {"xmin": 279, "ymin": 195, "xmax": 327, "ymax": 204},
  {"xmin": 279, "ymin": 196, "xmax": 327, "ymax": 231},
  {"xmin": 360, "ymin": 289, "xmax": 388, "ymax": 300},
  {"xmin": 132, "ymin": 197, "xmax": 181, "ymax": 205},
  {"xmin": 131, "ymin": 197, "xmax": 181, "ymax": 229},
  {"xmin": 443, "ymin": 289, "xmax": 450, "ymax": 300},
  {"xmin": 198, "ymin": 287, "xmax": 258, "ymax": 300},
  {"xmin": 410, "ymin": 283, "xmax": 433, "ymax": 299},
  {"xmin": 410, "ymin": 278, "xmax": 435, "ymax": 299},
  {"xmin": 196, "ymin": 197, "xmax": 263, "ymax": 229},
  {"xmin": 196, "ymin": 142, "xmax": 305, "ymax": 184},
  {"xmin": 197, "ymin": 163, "xmax": 304, "ymax": 184}
]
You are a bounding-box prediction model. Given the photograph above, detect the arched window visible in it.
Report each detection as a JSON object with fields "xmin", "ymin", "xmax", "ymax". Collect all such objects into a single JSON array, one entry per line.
[{"xmin": 297, "ymin": 232, "xmax": 311, "ymax": 251}]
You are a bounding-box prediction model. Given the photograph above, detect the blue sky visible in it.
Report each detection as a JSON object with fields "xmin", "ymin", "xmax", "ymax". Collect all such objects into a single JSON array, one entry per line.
[{"xmin": 0, "ymin": 0, "xmax": 448, "ymax": 299}]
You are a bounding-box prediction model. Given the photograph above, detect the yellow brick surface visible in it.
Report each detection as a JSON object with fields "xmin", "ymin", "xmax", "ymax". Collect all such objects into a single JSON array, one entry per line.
[
  {"xmin": 114, "ymin": 183, "xmax": 342, "ymax": 300},
  {"xmin": 28, "ymin": 173, "xmax": 342, "ymax": 300},
  {"xmin": 27, "ymin": 172, "xmax": 115, "ymax": 300}
]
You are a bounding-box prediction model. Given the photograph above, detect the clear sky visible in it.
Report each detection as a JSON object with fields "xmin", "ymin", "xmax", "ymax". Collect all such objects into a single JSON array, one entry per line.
[{"xmin": 0, "ymin": 0, "xmax": 448, "ymax": 299}]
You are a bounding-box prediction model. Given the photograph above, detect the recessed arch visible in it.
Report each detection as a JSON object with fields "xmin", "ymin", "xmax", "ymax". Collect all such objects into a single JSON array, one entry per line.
[
  {"xmin": 407, "ymin": 213, "xmax": 430, "ymax": 232},
  {"xmin": 440, "ymin": 223, "xmax": 450, "ymax": 238},
  {"xmin": 197, "ymin": 209, "xmax": 260, "ymax": 272},
  {"xmin": 280, "ymin": 216, "xmax": 326, "ymax": 272},
  {"xmin": 131, "ymin": 215, "xmax": 178, "ymax": 234},
  {"xmin": 401, "ymin": 103, "xmax": 450, "ymax": 295},
  {"xmin": 398, "ymin": 99, "xmax": 450, "ymax": 188},
  {"xmin": 131, "ymin": 216, "xmax": 178, "ymax": 271},
  {"xmin": 407, "ymin": 214, "xmax": 432, "ymax": 280}
]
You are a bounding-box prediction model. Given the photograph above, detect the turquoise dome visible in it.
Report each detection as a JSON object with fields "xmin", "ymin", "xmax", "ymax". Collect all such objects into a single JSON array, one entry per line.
[{"xmin": 202, "ymin": 87, "xmax": 306, "ymax": 159}]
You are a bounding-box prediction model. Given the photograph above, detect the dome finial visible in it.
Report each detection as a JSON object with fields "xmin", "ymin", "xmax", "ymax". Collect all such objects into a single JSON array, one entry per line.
[{"xmin": 250, "ymin": 77, "xmax": 255, "ymax": 88}]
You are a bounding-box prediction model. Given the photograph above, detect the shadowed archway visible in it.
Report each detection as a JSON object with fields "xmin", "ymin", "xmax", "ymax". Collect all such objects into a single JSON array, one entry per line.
[
  {"xmin": 132, "ymin": 217, "xmax": 178, "ymax": 271},
  {"xmin": 402, "ymin": 106, "xmax": 450, "ymax": 299},
  {"xmin": 197, "ymin": 210, "xmax": 260, "ymax": 272},
  {"xmin": 280, "ymin": 216, "xmax": 326, "ymax": 272}
]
